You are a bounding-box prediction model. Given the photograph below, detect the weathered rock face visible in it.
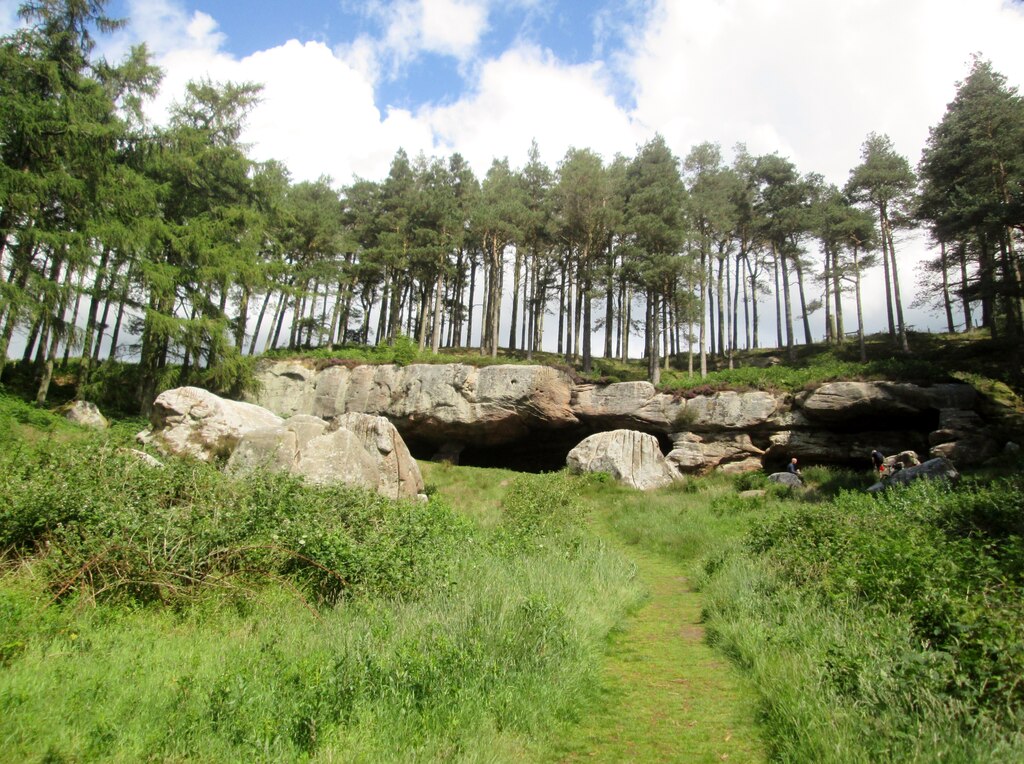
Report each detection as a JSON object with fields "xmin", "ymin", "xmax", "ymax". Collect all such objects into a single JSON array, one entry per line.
[
  {"xmin": 799, "ymin": 381, "xmax": 976, "ymax": 423},
  {"xmin": 228, "ymin": 412, "xmax": 425, "ymax": 500},
  {"xmin": 139, "ymin": 386, "xmax": 284, "ymax": 462},
  {"xmin": 251, "ymin": 361, "xmax": 1011, "ymax": 472},
  {"xmin": 567, "ymin": 430, "xmax": 679, "ymax": 490},
  {"xmin": 138, "ymin": 387, "xmax": 424, "ymax": 500},
  {"xmin": 255, "ymin": 361, "xmax": 577, "ymax": 445},
  {"xmin": 666, "ymin": 432, "xmax": 764, "ymax": 475},
  {"xmin": 63, "ymin": 400, "xmax": 108, "ymax": 429}
]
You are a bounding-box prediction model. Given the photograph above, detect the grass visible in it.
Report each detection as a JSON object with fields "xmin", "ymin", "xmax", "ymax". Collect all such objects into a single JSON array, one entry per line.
[
  {"xmin": 0, "ymin": 402, "xmax": 648, "ymax": 762},
  {"xmin": 3, "ymin": 336, "xmax": 1023, "ymax": 761}
]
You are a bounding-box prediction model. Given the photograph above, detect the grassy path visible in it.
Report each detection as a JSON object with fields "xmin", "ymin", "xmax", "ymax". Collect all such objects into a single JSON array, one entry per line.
[
  {"xmin": 550, "ymin": 540, "xmax": 765, "ymax": 763},
  {"xmin": 421, "ymin": 463, "xmax": 765, "ymax": 762}
]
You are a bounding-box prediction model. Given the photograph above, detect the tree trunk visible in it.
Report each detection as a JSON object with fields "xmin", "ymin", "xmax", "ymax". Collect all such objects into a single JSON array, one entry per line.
[
  {"xmin": 563, "ymin": 262, "xmax": 574, "ymax": 363},
  {"xmin": 60, "ymin": 266, "xmax": 87, "ymax": 369},
  {"xmin": 508, "ymin": 246, "xmax": 521, "ymax": 351},
  {"xmin": 957, "ymin": 242, "xmax": 972, "ymax": 331},
  {"xmin": 466, "ymin": 259, "xmax": 476, "ymax": 348},
  {"xmin": 884, "ymin": 218, "xmax": 910, "ymax": 352},
  {"xmin": 431, "ymin": 272, "xmax": 444, "ymax": 354},
  {"xmin": 854, "ymin": 245, "xmax": 867, "ymax": 363},
  {"xmin": 699, "ymin": 252, "xmax": 708, "ymax": 378},
  {"xmin": 832, "ymin": 248, "xmax": 845, "ymax": 342},
  {"xmin": 707, "ymin": 257, "xmax": 716, "ymax": 357},
  {"xmin": 878, "ymin": 204, "xmax": 896, "ymax": 337},
  {"xmin": 249, "ymin": 289, "xmax": 274, "ymax": 355},
  {"xmin": 772, "ymin": 253, "xmax": 783, "ymax": 349},
  {"xmin": 939, "ymin": 241, "xmax": 955, "ymax": 333},
  {"xmin": 35, "ymin": 318, "xmax": 63, "ymax": 404},
  {"xmin": 78, "ymin": 247, "xmax": 113, "ymax": 387},
  {"xmin": 824, "ymin": 247, "xmax": 834, "ymax": 343},
  {"xmin": 793, "ymin": 255, "xmax": 813, "ymax": 345},
  {"xmin": 779, "ymin": 245, "xmax": 796, "ymax": 361},
  {"xmin": 620, "ymin": 286, "xmax": 631, "ymax": 364},
  {"xmin": 716, "ymin": 255, "xmax": 725, "ymax": 357}
]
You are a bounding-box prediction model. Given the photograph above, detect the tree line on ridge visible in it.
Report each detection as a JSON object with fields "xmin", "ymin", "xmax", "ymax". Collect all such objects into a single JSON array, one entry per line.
[{"xmin": 2, "ymin": 2, "xmax": 1023, "ymax": 413}]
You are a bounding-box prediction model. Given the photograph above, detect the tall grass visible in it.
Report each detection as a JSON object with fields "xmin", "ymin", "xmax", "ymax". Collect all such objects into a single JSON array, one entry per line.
[
  {"xmin": 578, "ymin": 462, "xmax": 1024, "ymax": 762},
  {"xmin": 697, "ymin": 476, "xmax": 1024, "ymax": 762},
  {"xmin": 0, "ymin": 414, "xmax": 643, "ymax": 761}
]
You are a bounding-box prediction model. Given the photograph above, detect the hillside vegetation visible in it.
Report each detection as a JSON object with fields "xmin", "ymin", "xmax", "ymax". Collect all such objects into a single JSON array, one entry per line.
[{"xmin": 1, "ymin": 383, "xmax": 1023, "ymax": 761}]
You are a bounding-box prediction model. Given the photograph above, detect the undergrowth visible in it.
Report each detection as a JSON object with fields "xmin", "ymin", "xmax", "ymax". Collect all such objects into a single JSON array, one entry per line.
[
  {"xmin": 698, "ymin": 475, "xmax": 1024, "ymax": 762},
  {"xmin": 0, "ymin": 410, "xmax": 642, "ymax": 761}
]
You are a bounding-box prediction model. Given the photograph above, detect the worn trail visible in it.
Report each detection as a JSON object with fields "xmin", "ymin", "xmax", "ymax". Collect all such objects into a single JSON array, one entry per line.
[{"xmin": 552, "ymin": 539, "xmax": 765, "ymax": 763}]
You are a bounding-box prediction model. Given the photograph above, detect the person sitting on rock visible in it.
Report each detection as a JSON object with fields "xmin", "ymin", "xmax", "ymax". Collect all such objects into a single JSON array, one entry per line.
[
  {"xmin": 786, "ymin": 457, "xmax": 802, "ymax": 478},
  {"xmin": 871, "ymin": 449, "xmax": 885, "ymax": 474}
]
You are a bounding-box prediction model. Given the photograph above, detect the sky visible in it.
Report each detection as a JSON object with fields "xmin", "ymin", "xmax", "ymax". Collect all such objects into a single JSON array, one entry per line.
[{"xmin": 3, "ymin": 0, "xmax": 1024, "ymax": 346}]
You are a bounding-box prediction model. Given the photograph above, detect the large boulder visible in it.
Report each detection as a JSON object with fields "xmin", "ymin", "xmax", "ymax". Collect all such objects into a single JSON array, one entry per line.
[
  {"xmin": 867, "ymin": 457, "xmax": 960, "ymax": 493},
  {"xmin": 63, "ymin": 400, "xmax": 108, "ymax": 429},
  {"xmin": 138, "ymin": 386, "xmax": 283, "ymax": 461},
  {"xmin": 767, "ymin": 472, "xmax": 803, "ymax": 488},
  {"xmin": 566, "ymin": 429, "xmax": 679, "ymax": 490},
  {"xmin": 329, "ymin": 412, "xmax": 425, "ymax": 500},
  {"xmin": 227, "ymin": 413, "xmax": 425, "ymax": 500}
]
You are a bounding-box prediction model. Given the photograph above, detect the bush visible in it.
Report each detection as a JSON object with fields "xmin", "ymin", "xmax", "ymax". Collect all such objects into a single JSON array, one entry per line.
[
  {"xmin": 724, "ymin": 476, "xmax": 1024, "ymax": 754},
  {"xmin": 0, "ymin": 438, "xmax": 469, "ymax": 606},
  {"xmin": 493, "ymin": 472, "xmax": 585, "ymax": 554}
]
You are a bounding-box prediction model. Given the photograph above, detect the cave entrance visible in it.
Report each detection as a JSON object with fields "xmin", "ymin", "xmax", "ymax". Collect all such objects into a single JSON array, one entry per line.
[{"xmin": 406, "ymin": 429, "xmax": 675, "ymax": 474}]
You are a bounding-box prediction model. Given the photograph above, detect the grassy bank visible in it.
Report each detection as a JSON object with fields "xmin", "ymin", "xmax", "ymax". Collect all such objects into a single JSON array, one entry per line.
[
  {"xmin": 696, "ymin": 475, "xmax": 1024, "ymax": 762},
  {"xmin": 0, "ymin": 402, "xmax": 644, "ymax": 762},
  {"xmin": 2, "ymin": 391, "xmax": 1023, "ymax": 761}
]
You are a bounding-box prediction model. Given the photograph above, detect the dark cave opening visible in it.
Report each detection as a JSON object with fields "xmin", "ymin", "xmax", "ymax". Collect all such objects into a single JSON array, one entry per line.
[{"xmin": 406, "ymin": 429, "xmax": 676, "ymax": 473}]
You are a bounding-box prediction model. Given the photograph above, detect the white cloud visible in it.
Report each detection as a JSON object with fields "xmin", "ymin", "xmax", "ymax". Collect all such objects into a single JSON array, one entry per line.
[
  {"xmin": 346, "ymin": 0, "xmax": 489, "ymax": 84},
  {"xmin": 420, "ymin": 0, "xmax": 489, "ymax": 57},
  {"xmin": 621, "ymin": 0, "xmax": 1024, "ymax": 334},
  {"xmin": 625, "ymin": 0, "xmax": 1024, "ymax": 185},
  {"xmin": 422, "ymin": 43, "xmax": 648, "ymax": 175},
  {"xmin": 110, "ymin": 1, "xmax": 437, "ymax": 184}
]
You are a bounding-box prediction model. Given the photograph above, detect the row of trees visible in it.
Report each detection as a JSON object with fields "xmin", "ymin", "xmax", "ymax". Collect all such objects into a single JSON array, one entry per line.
[{"xmin": 2, "ymin": 3, "xmax": 1023, "ymax": 412}]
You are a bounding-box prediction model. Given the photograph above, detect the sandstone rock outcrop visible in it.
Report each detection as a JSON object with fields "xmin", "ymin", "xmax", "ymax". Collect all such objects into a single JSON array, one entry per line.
[
  {"xmin": 138, "ymin": 387, "xmax": 424, "ymax": 500},
  {"xmin": 799, "ymin": 381, "xmax": 976, "ymax": 423},
  {"xmin": 251, "ymin": 360, "xmax": 1011, "ymax": 472},
  {"xmin": 228, "ymin": 412, "xmax": 425, "ymax": 499},
  {"xmin": 666, "ymin": 432, "xmax": 764, "ymax": 474},
  {"xmin": 138, "ymin": 386, "xmax": 284, "ymax": 461},
  {"xmin": 255, "ymin": 361, "xmax": 577, "ymax": 445},
  {"xmin": 567, "ymin": 430, "xmax": 679, "ymax": 490}
]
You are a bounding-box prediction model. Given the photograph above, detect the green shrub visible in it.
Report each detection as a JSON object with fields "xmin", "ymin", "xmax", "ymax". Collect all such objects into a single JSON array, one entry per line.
[
  {"xmin": 708, "ymin": 476, "xmax": 1024, "ymax": 758},
  {"xmin": 0, "ymin": 438, "xmax": 469, "ymax": 605},
  {"xmin": 494, "ymin": 472, "xmax": 585, "ymax": 554}
]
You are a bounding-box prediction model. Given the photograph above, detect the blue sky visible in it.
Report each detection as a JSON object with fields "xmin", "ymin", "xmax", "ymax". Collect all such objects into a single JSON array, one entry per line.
[
  {"xmin": 3, "ymin": 0, "xmax": 1024, "ymax": 336},
  {"xmin": 155, "ymin": 1, "xmax": 643, "ymax": 109}
]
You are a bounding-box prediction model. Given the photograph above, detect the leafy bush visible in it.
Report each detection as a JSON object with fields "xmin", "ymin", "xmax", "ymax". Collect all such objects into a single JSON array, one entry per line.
[
  {"xmin": 716, "ymin": 476, "xmax": 1024, "ymax": 756},
  {"xmin": 0, "ymin": 438, "xmax": 468, "ymax": 605},
  {"xmin": 493, "ymin": 472, "xmax": 585, "ymax": 554},
  {"xmin": 0, "ymin": 423, "xmax": 643, "ymax": 762}
]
